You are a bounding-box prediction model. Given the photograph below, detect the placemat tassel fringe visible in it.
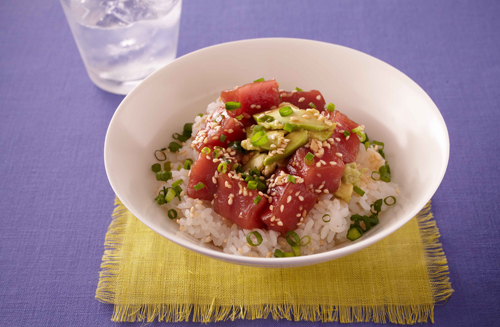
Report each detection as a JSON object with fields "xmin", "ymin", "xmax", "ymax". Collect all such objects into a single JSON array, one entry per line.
[{"xmin": 96, "ymin": 200, "xmax": 453, "ymax": 324}]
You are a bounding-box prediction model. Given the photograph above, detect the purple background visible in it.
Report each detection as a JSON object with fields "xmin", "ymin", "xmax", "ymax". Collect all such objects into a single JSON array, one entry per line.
[{"xmin": 1, "ymin": 0, "xmax": 499, "ymax": 326}]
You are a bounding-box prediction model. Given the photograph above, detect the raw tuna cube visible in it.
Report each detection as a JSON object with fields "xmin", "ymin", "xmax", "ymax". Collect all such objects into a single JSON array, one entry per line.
[
  {"xmin": 213, "ymin": 173, "xmax": 267, "ymax": 229},
  {"xmin": 220, "ymin": 79, "xmax": 280, "ymax": 117},
  {"xmin": 260, "ymin": 168, "xmax": 318, "ymax": 234},
  {"xmin": 187, "ymin": 151, "xmax": 219, "ymax": 201},
  {"xmin": 279, "ymin": 90, "xmax": 325, "ymax": 110},
  {"xmin": 330, "ymin": 111, "xmax": 361, "ymax": 163},
  {"xmin": 287, "ymin": 145, "xmax": 345, "ymax": 194},
  {"xmin": 193, "ymin": 106, "xmax": 246, "ymax": 152}
]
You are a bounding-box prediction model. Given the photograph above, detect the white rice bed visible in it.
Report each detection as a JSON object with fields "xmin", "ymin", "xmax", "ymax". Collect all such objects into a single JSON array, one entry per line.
[{"xmin": 157, "ymin": 101, "xmax": 400, "ymax": 258}]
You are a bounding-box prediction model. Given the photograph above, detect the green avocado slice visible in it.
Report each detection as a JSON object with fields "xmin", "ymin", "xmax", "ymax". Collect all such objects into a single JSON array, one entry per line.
[
  {"xmin": 253, "ymin": 105, "xmax": 331, "ymax": 132},
  {"xmin": 263, "ymin": 130, "xmax": 308, "ymax": 165}
]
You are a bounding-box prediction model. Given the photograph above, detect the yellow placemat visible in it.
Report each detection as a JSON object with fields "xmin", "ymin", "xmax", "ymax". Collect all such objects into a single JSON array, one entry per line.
[{"xmin": 95, "ymin": 199, "xmax": 452, "ymax": 324}]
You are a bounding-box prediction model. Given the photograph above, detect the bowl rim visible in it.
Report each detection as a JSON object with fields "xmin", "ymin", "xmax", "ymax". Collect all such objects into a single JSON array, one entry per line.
[{"xmin": 104, "ymin": 37, "xmax": 450, "ymax": 266}]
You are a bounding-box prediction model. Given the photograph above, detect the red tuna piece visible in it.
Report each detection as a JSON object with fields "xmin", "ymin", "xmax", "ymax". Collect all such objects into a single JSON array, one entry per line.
[
  {"xmin": 279, "ymin": 90, "xmax": 325, "ymax": 110},
  {"xmin": 187, "ymin": 151, "xmax": 219, "ymax": 201},
  {"xmin": 329, "ymin": 111, "xmax": 361, "ymax": 163},
  {"xmin": 220, "ymin": 79, "xmax": 280, "ymax": 118},
  {"xmin": 287, "ymin": 145, "xmax": 345, "ymax": 194},
  {"xmin": 213, "ymin": 173, "xmax": 267, "ymax": 229},
  {"xmin": 193, "ymin": 106, "xmax": 246, "ymax": 152},
  {"xmin": 260, "ymin": 168, "xmax": 318, "ymax": 234}
]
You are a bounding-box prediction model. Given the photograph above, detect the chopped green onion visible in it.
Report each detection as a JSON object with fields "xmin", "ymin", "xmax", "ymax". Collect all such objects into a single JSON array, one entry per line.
[
  {"xmin": 279, "ymin": 106, "xmax": 293, "ymax": 117},
  {"xmin": 246, "ymin": 231, "xmax": 263, "ymax": 246},
  {"xmin": 304, "ymin": 152, "xmax": 315, "ymax": 165},
  {"xmin": 165, "ymin": 188, "xmax": 177, "ymax": 202},
  {"xmin": 371, "ymin": 199, "xmax": 383, "ymax": 215},
  {"xmin": 284, "ymin": 123, "xmax": 295, "ymax": 133},
  {"xmin": 351, "ymin": 126, "xmax": 363, "ymax": 134},
  {"xmin": 172, "ymin": 179, "xmax": 183, "ymax": 188},
  {"xmin": 347, "ymin": 227, "xmax": 363, "ymax": 241},
  {"xmin": 151, "ymin": 163, "xmax": 161, "ymax": 172},
  {"xmin": 284, "ymin": 252, "xmax": 295, "ymax": 257},
  {"xmin": 343, "ymin": 131, "xmax": 351, "ymax": 137},
  {"xmin": 225, "ymin": 102, "xmax": 241, "ymax": 111},
  {"xmin": 384, "ymin": 196, "xmax": 396, "ymax": 206},
  {"xmin": 218, "ymin": 162, "xmax": 227, "ymax": 174},
  {"xmin": 183, "ymin": 159, "xmax": 193, "ymax": 170},
  {"xmin": 173, "ymin": 132, "xmax": 190, "ymax": 142},
  {"xmin": 353, "ymin": 186, "xmax": 365, "ymax": 196},
  {"xmin": 197, "ymin": 113, "xmax": 203, "ymax": 117},
  {"xmin": 201, "ymin": 147, "xmax": 211, "ymax": 155},
  {"xmin": 212, "ymin": 149, "xmax": 219, "ymax": 159},
  {"xmin": 193, "ymin": 183, "xmax": 205, "ymax": 191},
  {"xmin": 368, "ymin": 214, "xmax": 379, "ymax": 226},
  {"xmin": 168, "ymin": 142, "xmax": 182, "ymax": 153},
  {"xmin": 285, "ymin": 231, "xmax": 301, "ymax": 246},
  {"xmin": 322, "ymin": 214, "xmax": 331, "ymax": 223},
  {"xmin": 167, "ymin": 209, "xmax": 177, "ymax": 219},
  {"xmin": 256, "ymin": 181, "xmax": 266, "ymax": 192},
  {"xmin": 163, "ymin": 161, "xmax": 171, "ymax": 171},
  {"xmin": 183, "ymin": 123, "xmax": 193, "ymax": 133},
  {"xmin": 247, "ymin": 180, "xmax": 258, "ymax": 190},
  {"xmin": 253, "ymin": 196, "xmax": 262, "ymax": 204},
  {"xmin": 250, "ymin": 130, "xmax": 268, "ymax": 147},
  {"xmin": 155, "ymin": 187, "xmax": 167, "ymax": 205},
  {"xmin": 274, "ymin": 249, "xmax": 284, "ymax": 257},
  {"xmin": 154, "ymin": 149, "xmax": 167, "ymax": 161},
  {"xmin": 256, "ymin": 114, "xmax": 274, "ymax": 122},
  {"xmin": 291, "ymin": 245, "xmax": 301, "ymax": 256},
  {"xmin": 378, "ymin": 165, "xmax": 391, "ymax": 183},
  {"xmin": 357, "ymin": 132, "xmax": 367, "ymax": 142},
  {"xmin": 235, "ymin": 114, "xmax": 243, "ymax": 120},
  {"xmin": 156, "ymin": 171, "xmax": 172, "ymax": 182},
  {"xmin": 287, "ymin": 175, "xmax": 296, "ymax": 184},
  {"xmin": 360, "ymin": 216, "xmax": 372, "ymax": 231},
  {"xmin": 364, "ymin": 141, "xmax": 371, "ymax": 150},
  {"xmin": 252, "ymin": 125, "xmax": 264, "ymax": 134},
  {"xmin": 253, "ymin": 78, "xmax": 265, "ymax": 83},
  {"xmin": 295, "ymin": 87, "xmax": 303, "ymax": 92},
  {"xmin": 371, "ymin": 171, "xmax": 381, "ymax": 181},
  {"xmin": 308, "ymin": 102, "xmax": 316, "ymax": 109},
  {"xmin": 300, "ymin": 236, "xmax": 311, "ymax": 246},
  {"xmin": 228, "ymin": 141, "xmax": 248, "ymax": 154},
  {"xmin": 219, "ymin": 134, "xmax": 227, "ymax": 142},
  {"xmin": 325, "ymin": 103, "xmax": 335, "ymax": 112},
  {"xmin": 177, "ymin": 165, "xmax": 182, "ymax": 171},
  {"xmin": 371, "ymin": 141, "xmax": 385, "ymax": 150}
]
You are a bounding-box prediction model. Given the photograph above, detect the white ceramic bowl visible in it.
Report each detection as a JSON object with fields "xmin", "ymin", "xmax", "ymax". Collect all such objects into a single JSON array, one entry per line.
[{"xmin": 104, "ymin": 38, "xmax": 449, "ymax": 268}]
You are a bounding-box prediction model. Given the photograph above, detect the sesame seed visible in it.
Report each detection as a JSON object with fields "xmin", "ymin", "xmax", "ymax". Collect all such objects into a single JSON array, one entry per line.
[
  {"xmin": 250, "ymin": 104, "xmax": 256, "ymax": 109},
  {"xmin": 224, "ymin": 239, "xmax": 228, "ymax": 243},
  {"xmin": 287, "ymin": 195, "xmax": 292, "ymax": 203},
  {"xmin": 256, "ymin": 105, "xmax": 261, "ymax": 109},
  {"xmin": 179, "ymin": 225, "xmax": 185, "ymax": 231},
  {"xmin": 271, "ymin": 216, "xmax": 276, "ymax": 222},
  {"xmin": 291, "ymin": 89, "xmax": 298, "ymax": 93},
  {"xmin": 315, "ymin": 189, "xmax": 322, "ymax": 193},
  {"xmin": 316, "ymin": 162, "xmax": 321, "ymax": 167},
  {"xmin": 335, "ymin": 137, "xmax": 341, "ymax": 142},
  {"xmin": 323, "ymin": 189, "xmax": 329, "ymax": 193},
  {"xmin": 298, "ymin": 196, "xmax": 304, "ymax": 201},
  {"xmin": 336, "ymin": 152, "xmax": 343, "ymax": 157},
  {"xmin": 325, "ymin": 120, "xmax": 333, "ymax": 126},
  {"xmin": 290, "ymin": 117, "xmax": 299, "ymax": 122},
  {"xmin": 269, "ymin": 205, "xmax": 274, "ymax": 210},
  {"xmin": 277, "ymin": 221, "xmax": 283, "ymax": 226},
  {"xmin": 316, "ymin": 95, "xmax": 321, "ymax": 100},
  {"xmin": 228, "ymin": 129, "xmax": 234, "ymax": 134},
  {"xmin": 300, "ymin": 217, "xmax": 304, "ymax": 222},
  {"xmin": 295, "ymin": 191, "xmax": 300, "ymax": 196},
  {"xmin": 346, "ymin": 135, "xmax": 350, "ymax": 141},
  {"xmin": 320, "ymin": 160, "xmax": 326, "ymax": 165},
  {"xmin": 225, "ymin": 181, "xmax": 232, "ymax": 188},
  {"xmin": 303, "ymin": 210, "xmax": 307, "ymax": 216},
  {"xmin": 330, "ymin": 161, "xmax": 337, "ymax": 166},
  {"xmin": 238, "ymin": 247, "xmax": 243, "ymax": 254},
  {"xmin": 298, "ymin": 97, "xmax": 305, "ymax": 103},
  {"xmin": 206, "ymin": 236, "xmax": 211, "ymax": 242},
  {"xmin": 280, "ymin": 205, "xmax": 284, "ymax": 212}
]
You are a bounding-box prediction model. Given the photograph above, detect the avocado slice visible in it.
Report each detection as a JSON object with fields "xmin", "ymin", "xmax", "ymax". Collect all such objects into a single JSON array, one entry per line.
[
  {"xmin": 334, "ymin": 182, "xmax": 353, "ymax": 203},
  {"xmin": 242, "ymin": 153, "xmax": 267, "ymax": 172},
  {"xmin": 241, "ymin": 130, "xmax": 286, "ymax": 151},
  {"xmin": 263, "ymin": 130, "xmax": 308, "ymax": 165},
  {"xmin": 342, "ymin": 163, "xmax": 362, "ymax": 187},
  {"xmin": 253, "ymin": 105, "xmax": 330, "ymax": 132},
  {"xmin": 308, "ymin": 127, "xmax": 336, "ymax": 142}
]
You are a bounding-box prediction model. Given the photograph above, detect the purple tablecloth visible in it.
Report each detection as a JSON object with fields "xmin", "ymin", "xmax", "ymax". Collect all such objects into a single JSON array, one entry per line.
[{"xmin": 1, "ymin": 0, "xmax": 499, "ymax": 326}]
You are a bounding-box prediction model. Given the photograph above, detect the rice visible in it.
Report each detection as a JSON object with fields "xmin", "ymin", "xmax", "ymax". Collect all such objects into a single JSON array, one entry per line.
[{"xmin": 157, "ymin": 101, "xmax": 401, "ymax": 257}]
